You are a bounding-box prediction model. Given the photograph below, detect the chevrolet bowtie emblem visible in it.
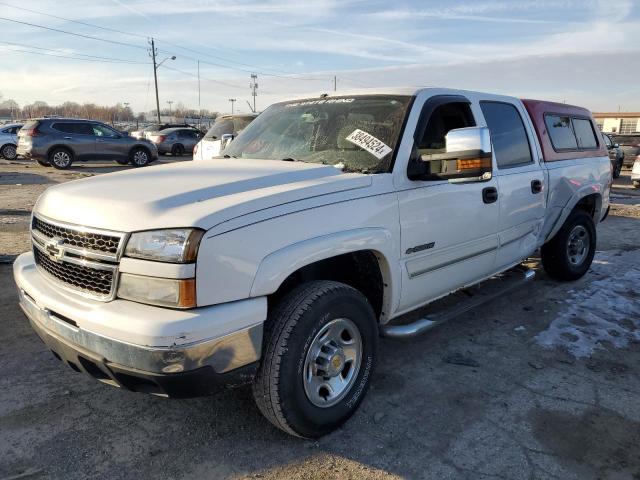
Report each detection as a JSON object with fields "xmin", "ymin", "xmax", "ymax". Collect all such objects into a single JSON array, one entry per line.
[{"xmin": 45, "ymin": 237, "xmax": 65, "ymax": 262}]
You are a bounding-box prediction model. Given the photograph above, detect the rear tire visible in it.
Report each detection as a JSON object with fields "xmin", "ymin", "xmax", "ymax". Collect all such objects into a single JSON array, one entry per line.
[
  {"xmin": 253, "ymin": 281, "xmax": 377, "ymax": 438},
  {"xmin": 49, "ymin": 148, "xmax": 73, "ymax": 170},
  {"xmin": 1, "ymin": 144, "xmax": 17, "ymax": 160},
  {"xmin": 541, "ymin": 210, "xmax": 596, "ymax": 281}
]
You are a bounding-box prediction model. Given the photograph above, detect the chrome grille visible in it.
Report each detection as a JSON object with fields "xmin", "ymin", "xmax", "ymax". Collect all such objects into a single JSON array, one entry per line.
[
  {"xmin": 33, "ymin": 248, "xmax": 114, "ymax": 297},
  {"xmin": 31, "ymin": 214, "xmax": 126, "ymax": 300},
  {"xmin": 32, "ymin": 216, "xmax": 121, "ymax": 254}
]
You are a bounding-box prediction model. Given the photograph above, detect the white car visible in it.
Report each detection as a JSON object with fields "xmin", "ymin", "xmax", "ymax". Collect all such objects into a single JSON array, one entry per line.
[
  {"xmin": 632, "ymin": 155, "xmax": 640, "ymax": 188},
  {"xmin": 13, "ymin": 87, "xmax": 610, "ymax": 438},
  {"xmin": 193, "ymin": 114, "xmax": 257, "ymax": 161},
  {"xmin": 0, "ymin": 123, "xmax": 23, "ymax": 160}
]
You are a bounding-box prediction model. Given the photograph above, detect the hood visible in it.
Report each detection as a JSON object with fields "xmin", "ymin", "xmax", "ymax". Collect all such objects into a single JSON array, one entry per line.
[{"xmin": 34, "ymin": 159, "xmax": 372, "ymax": 232}]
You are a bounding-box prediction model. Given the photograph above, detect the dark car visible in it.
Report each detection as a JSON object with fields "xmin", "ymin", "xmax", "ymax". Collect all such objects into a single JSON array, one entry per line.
[
  {"xmin": 131, "ymin": 123, "xmax": 199, "ymax": 140},
  {"xmin": 16, "ymin": 118, "xmax": 158, "ymax": 169},
  {"xmin": 148, "ymin": 127, "xmax": 203, "ymax": 156},
  {"xmin": 609, "ymin": 134, "xmax": 640, "ymax": 168},
  {"xmin": 602, "ymin": 133, "xmax": 624, "ymax": 178}
]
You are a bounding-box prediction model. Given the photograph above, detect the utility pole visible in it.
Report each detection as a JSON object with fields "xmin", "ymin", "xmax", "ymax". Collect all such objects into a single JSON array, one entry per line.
[
  {"xmin": 148, "ymin": 37, "xmax": 175, "ymax": 125},
  {"xmin": 123, "ymin": 102, "xmax": 130, "ymax": 122},
  {"xmin": 250, "ymin": 73, "xmax": 258, "ymax": 112},
  {"xmin": 228, "ymin": 98, "xmax": 236, "ymax": 115},
  {"xmin": 167, "ymin": 100, "xmax": 173, "ymax": 119},
  {"xmin": 334, "ymin": 75, "xmax": 337, "ymax": 92},
  {"xmin": 197, "ymin": 60, "xmax": 201, "ymax": 125}
]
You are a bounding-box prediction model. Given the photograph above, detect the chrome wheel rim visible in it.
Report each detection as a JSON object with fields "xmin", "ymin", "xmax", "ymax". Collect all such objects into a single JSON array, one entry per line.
[
  {"xmin": 3, "ymin": 145, "xmax": 16, "ymax": 159},
  {"xmin": 133, "ymin": 150, "xmax": 148, "ymax": 165},
  {"xmin": 303, "ymin": 318, "xmax": 362, "ymax": 408},
  {"xmin": 567, "ymin": 225, "xmax": 589, "ymax": 266},
  {"xmin": 52, "ymin": 151, "xmax": 70, "ymax": 167}
]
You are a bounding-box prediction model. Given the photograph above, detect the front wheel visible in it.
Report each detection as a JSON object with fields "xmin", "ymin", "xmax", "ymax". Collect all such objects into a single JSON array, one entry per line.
[
  {"xmin": 541, "ymin": 210, "xmax": 596, "ymax": 281},
  {"xmin": 253, "ymin": 281, "xmax": 377, "ymax": 438},
  {"xmin": 1, "ymin": 144, "xmax": 17, "ymax": 160},
  {"xmin": 613, "ymin": 160, "xmax": 623, "ymax": 178},
  {"xmin": 130, "ymin": 147, "xmax": 150, "ymax": 167}
]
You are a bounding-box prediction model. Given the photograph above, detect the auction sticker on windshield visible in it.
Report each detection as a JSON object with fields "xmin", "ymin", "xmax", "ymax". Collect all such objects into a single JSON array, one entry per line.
[{"xmin": 345, "ymin": 129, "xmax": 392, "ymax": 159}]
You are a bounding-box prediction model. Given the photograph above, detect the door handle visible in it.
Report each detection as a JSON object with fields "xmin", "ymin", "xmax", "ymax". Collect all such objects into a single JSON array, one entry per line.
[
  {"xmin": 482, "ymin": 187, "xmax": 498, "ymax": 204},
  {"xmin": 63, "ymin": 136, "xmax": 72, "ymax": 140},
  {"xmin": 531, "ymin": 179, "xmax": 543, "ymax": 194}
]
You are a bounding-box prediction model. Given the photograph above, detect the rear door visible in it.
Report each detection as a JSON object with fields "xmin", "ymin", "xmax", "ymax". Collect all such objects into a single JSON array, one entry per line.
[
  {"xmin": 397, "ymin": 95, "xmax": 500, "ymax": 312},
  {"xmin": 479, "ymin": 101, "xmax": 545, "ymax": 269},
  {"xmin": 52, "ymin": 122, "xmax": 96, "ymax": 160}
]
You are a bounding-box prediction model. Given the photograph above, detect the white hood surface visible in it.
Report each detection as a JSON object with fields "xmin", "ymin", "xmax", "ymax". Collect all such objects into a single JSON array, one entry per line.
[{"xmin": 35, "ymin": 159, "xmax": 372, "ymax": 232}]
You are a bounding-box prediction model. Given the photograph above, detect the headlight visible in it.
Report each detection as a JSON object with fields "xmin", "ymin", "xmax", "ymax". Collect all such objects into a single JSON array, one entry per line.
[
  {"xmin": 125, "ymin": 228, "xmax": 203, "ymax": 263},
  {"xmin": 117, "ymin": 273, "xmax": 196, "ymax": 308}
]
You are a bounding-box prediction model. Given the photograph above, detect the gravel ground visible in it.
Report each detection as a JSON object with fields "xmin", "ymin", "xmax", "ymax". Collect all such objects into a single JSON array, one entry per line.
[{"xmin": 1, "ymin": 159, "xmax": 639, "ymax": 480}]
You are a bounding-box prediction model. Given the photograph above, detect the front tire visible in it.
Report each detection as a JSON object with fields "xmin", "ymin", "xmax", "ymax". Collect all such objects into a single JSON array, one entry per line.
[
  {"xmin": 253, "ymin": 281, "xmax": 377, "ymax": 438},
  {"xmin": 171, "ymin": 144, "xmax": 185, "ymax": 156},
  {"xmin": 613, "ymin": 160, "xmax": 622, "ymax": 178},
  {"xmin": 1, "ymin": 144, "xmax": 17, "ymax": 160},
  {"xmin": 130, "ymin": 147, "xmax": 150, "ymax": 167},
  {"xmin": 49, "ymin": 148, "xmax": 73, "ymax": 169},
  {"xmin": 541, "ymin": 210, "xmax": 596, "ymax": 281}
]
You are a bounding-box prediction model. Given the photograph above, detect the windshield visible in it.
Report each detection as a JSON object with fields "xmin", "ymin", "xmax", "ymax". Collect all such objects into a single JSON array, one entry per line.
[
  {"xmin": 222, "ymin": 95, "xmax": 412, "ymax": 173},
  {"xmin": 204, "ymin": 118, "xmax": 234, "ymax": 140}
]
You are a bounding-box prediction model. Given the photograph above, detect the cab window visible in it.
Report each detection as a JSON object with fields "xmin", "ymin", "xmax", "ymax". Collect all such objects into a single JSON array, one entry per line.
[
  {"xmin": 480, "ymin": 101, "xmax": 533, "ymax": 168},
  {"xmin": 416, "ymin": 102, "xmax": 475, "ymax": 155}
]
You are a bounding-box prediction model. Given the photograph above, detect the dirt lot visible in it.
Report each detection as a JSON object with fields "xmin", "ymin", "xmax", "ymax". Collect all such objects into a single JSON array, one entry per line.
[{"xmin": 1, "ymin": 159, "xmax": 639, "ymax": 480}]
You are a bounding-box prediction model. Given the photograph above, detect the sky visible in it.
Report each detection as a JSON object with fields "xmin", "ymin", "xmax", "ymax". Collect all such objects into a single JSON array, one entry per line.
[{"xmin": 0, "ymin": 0, "xmax": 639, "ymax": 115}]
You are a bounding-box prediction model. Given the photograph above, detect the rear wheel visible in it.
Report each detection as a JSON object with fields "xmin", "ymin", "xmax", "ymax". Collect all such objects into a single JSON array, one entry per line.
[
  {"xmin": 171, "ymin": 144, "xmax": 185, "ymax": 156},
  {"xmin": 541, "ymin": 210, "xmax": 596, "ymax": 281},
  {"xmin": 1, "ymin": 144, "xmax": 17, "ymax": 160},
  {"xmin": 130, "ymin": 147, "xmax": 150, "ymax": 167},
  {"xmin": 49, "ymin": 148, "xmax": 73, "ymax": 170},
  {"xmin": 253, "ymin": 281, "xmax": 377, "ymax": 438}
]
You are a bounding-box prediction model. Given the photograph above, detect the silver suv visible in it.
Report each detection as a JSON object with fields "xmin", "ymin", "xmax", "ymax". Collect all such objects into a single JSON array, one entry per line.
[{"xmin": 17, "ymin": 119, "xmax": 158, "ymax": 169}]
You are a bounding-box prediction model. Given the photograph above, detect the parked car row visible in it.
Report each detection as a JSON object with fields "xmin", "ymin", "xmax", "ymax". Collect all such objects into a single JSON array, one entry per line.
[{"xmin": 193, "ymin": 113, "xmax": 257, "ymax": 161}]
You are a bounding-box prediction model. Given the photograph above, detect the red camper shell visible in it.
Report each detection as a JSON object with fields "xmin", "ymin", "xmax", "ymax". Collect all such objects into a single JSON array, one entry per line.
[{"xmin": 522, "ymin": 99, "xmax": 607, "ymax": 162}]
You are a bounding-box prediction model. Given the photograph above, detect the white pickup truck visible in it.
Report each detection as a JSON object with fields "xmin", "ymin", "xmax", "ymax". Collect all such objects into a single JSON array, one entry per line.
[{"xmin": 13, "ymin": 88, "xmax": 611, "ymax": 438}]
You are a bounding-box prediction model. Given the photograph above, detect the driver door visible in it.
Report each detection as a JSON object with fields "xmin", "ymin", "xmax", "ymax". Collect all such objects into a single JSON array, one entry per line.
[{"xmin": 397, "ymin": 96, "xmax": 500, "ymax": 312}]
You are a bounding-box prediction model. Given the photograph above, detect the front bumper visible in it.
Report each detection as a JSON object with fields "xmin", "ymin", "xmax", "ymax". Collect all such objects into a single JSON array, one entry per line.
[{"xmin": 14, "ymin": 252, "xmax": 266, "ymax": 397}]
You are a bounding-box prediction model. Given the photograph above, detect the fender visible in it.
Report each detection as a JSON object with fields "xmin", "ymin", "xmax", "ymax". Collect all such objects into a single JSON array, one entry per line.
[
  {"xmin": 543, "ymin": 185, "xmax": 603, "ymax": 242},
  {"xmin": 250, "ymin": 227, "xmax": 399, "ymax": 322}
]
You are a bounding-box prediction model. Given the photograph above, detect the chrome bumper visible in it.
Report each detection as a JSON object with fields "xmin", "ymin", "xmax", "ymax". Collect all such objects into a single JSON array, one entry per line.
[{"xmin": 18, "ymin": 288, "xmax": 263, "ymax": 376}]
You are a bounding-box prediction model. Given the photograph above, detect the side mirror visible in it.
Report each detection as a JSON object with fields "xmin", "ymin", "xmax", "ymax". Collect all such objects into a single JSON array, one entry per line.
[
  {"xmin": 409, "ymin": 127, "xmax": 493, "ymax": 181},
  {"xmin": 220, "ymin": 133, "xmax": 235, "ymax": 149}
]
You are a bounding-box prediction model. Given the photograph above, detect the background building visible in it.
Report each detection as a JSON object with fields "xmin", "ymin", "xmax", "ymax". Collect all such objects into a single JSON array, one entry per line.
[{"xmin": 593, "ymin": 112, "xmax": 640, "ymax": 133}]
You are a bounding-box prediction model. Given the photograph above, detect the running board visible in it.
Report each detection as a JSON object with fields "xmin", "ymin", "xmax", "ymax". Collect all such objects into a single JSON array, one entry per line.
[{"xmin": 381, "ymin": 267, "xmax": 535, "ymax": 339}]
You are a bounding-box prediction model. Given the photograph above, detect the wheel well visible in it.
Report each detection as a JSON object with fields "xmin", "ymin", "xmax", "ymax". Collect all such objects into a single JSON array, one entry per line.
[
  {"xmin": 270, "ymin": 250, "xmax": 385, "ymax": 320},
  {"xmin": 573, "ymin": 193, "xmax": 601, "ymax": 220},
  {"xmin": 46, "ymin": 145, "xmax": 74, "ymax": 160}
]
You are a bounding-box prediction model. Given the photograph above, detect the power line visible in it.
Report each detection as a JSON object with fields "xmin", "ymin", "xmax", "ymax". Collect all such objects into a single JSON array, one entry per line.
[
  {"xmin": 160, "ymin": 64, "xmax": 245, "ymax": 90},
  {"xmin": 0, "ymin": 45, "xmax": 148, "ymax": 64},
  {"xmin": 0, "ymin": 40, "xmax": 146, "ymax": 64},
  {"xmin": 0, "ymin": 16, "xmax": 148, "ymax": 50},
  {"xmin": 0, "ymin": 2, "xmax": 331, "ymax": 81}
]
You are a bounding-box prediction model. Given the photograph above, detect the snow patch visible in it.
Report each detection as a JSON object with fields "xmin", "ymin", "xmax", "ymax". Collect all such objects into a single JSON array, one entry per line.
[{"xmin": 535, "ymin": 251, "xmax": 640, "ymax": 358}]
